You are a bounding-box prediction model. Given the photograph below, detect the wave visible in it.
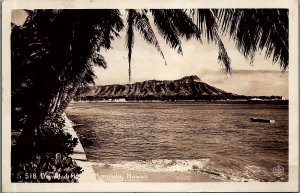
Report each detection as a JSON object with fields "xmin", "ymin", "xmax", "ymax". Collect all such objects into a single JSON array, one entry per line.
[
  {"xmin": 89, "ymin": 159, "xmax": 264, "ymax": 182},
  {"xmin": 100, "ymin": 159, "xmax": 210, "ymax": 172}
]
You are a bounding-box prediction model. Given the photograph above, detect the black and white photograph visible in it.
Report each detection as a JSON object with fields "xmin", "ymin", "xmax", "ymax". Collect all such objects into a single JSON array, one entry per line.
[{"xmin": 2, "ymin": 0, "xmax": 299, "ymax": 192}]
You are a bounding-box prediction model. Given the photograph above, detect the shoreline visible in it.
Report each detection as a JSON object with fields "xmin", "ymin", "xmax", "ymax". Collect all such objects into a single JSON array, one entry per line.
[
  {"xmin": 62, "ymin": 114, "xmax": 99, "ymax": 182},
  {"xmin": 72, "ymin": 99, "xmax": 288, "ymax": 104}
]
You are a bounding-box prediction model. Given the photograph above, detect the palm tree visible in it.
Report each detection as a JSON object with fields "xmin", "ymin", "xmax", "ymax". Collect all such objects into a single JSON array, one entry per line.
[
  {"xmin": 125, "ymin": 9, "xmax": 201, "ymax": 81},
  {"xmin": 12, "ymin": 9, "xmax": 124, "ymax": 153},
  {"xmin": 11, "ymin": 9, "xmax": 288, "ymax": 154},
  {"xmin": 124, "ymin": 9, "xmax": 288, "ymax": 81},
  {"xmin": 216, "ymin": 9, "xmax": 288, "ymax": 70}
]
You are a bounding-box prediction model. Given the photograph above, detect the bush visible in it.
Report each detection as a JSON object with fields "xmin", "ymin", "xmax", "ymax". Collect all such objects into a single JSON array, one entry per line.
[
  {"xmin": 11, "ymin": 153, "xmax": 83, "ymax": 182},
  {"xmin": 12, "ymin": 114, "xmax": 82, "ymax": 183},
  {"xmin": 14, "ymin": 114, "xmax": 78, "ymax": 157},
  {"xmin": 35, "ymin": 115, "xmax": 78, "ymax": 154}
]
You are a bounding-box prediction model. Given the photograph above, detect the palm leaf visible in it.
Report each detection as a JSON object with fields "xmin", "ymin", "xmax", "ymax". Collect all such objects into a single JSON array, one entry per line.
[
  {"xmin": 215, "ymin": 34, "xmax": 231, "ymax": 73},
  {"xmin": 82, "ymin": 68, "xmax": 97, "ymax": 85},
  {"xmin": 216, "ymin": 9, "xmax": 288, "ymax": 70},
  {"xmin": 195, "ymin": 9, "xmax": 217, "ymax": 42},
  {"xmin": 125, "ymin": 9, "xmax": 136, "ymax": 82},
  {"xmin": 91, "ymin": 53, "xmax": 107, "ymax": 69},
  {"xmin": 133, "ymin": 10, "xmax": 166, "ymax": 65},
  {"xmin": 150, "ymin": 9, "xmax": 183, "ymax": 54},
  {"xmin": 92, "ymin": 9, "xmax": 124, "ymax": 50},
  {"xmin": 167, "ymin": 9, "xmax": 201, "ymax": 40},
  {"xmin": 191, "ymin": 9, "xmax": 232, "ymax": 72}
]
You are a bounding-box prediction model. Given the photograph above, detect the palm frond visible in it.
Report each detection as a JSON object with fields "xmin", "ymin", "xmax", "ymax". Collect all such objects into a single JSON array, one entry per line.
[
  {"xmin": 91, "ymin": 53, "xmax": 107, "ymax": 69},
  {"xmin": 82, "ymin": 69, "xmax": 97, "ymax": 85},
  {"xmin": 215, "ymin": 34, "xmax": 231, "ymax": 73},
  {"xmin": 191, "ymin": 9, "xmax": 232, "ymax": 72},
  {"xmin": 195, "ymin": 9, "xmax": 217, "ymax": 42},
  {"xmin": 150, "ymin": 9, "xmax": 183, "ymax": 55},
  {"xmin": 126, "ymin": 9, "xmax": 136, "ymax": 82},
  {"xmin": 216, "ymin": 9, "xmax": 288, "ymax": 70},
  {"xmin": 167, "ymin": 9, "xmax": 201, "ymax": 40},
  {"xmin": 133, "ymin": 10, "xmax": 166, "ymax": 65},
  {"xmin": 93, "ymin": 9, "xmax": 124, "ymax": 50}
]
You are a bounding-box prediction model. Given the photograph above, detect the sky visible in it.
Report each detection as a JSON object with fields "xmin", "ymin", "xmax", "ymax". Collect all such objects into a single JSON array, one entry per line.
[{"xmin": 12, "ymin": 10, "xmax": 289, "ymax": 98}]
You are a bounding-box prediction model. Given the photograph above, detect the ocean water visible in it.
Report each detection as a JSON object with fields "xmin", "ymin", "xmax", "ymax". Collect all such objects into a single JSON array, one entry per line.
[{"xmin": 66, "ymin": 101, "xmax": 288, "ymax": 182}]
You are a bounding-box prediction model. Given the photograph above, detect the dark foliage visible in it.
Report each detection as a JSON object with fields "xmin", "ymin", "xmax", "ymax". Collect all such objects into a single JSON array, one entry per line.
[
  {"xmin": 13, "ymin": 115, "xmax": 78, "ymax": 161},
  {"xmin": 11, "ymin": 115, "xmax": 82, "ymax": 183},
  {"xmin": 11, "ymin": 153, "xmax": 83, "ymax": 182},
  {"xmin": 35, "ymin": 115, "xmax": 78, "ymax": 154},
  {"xmin": 217, "ymin": 9, "xmax": 288, "ymax": 70},
  {"xmin": 11, "ymin": 9, "xmax": 123, "ymax": 132}
]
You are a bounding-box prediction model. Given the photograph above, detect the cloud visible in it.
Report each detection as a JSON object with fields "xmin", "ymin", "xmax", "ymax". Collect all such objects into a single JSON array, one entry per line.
[{"xmin": 199, "ymin": 69, "xmax": 288, "ymax": 98}]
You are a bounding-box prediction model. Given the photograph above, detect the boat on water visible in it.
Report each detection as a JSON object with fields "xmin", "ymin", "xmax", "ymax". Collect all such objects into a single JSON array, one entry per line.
[{"xmin": 250, "ymin": 117, "xmax": 275, "ymax": 123}]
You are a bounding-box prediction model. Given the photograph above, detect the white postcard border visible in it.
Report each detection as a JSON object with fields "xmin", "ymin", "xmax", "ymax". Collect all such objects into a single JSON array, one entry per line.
[{"xmin": 2, "ymin": 0, "xmax": 299, "ymax": 192}]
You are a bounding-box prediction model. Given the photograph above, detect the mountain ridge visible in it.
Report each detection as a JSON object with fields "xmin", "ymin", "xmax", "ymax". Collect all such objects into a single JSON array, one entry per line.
[{"xmin": 74, "ymin": 75, "xmax": 283, "ymax": 101}]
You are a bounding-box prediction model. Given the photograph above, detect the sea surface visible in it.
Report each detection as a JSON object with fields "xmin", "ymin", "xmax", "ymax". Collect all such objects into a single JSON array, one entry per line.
[{"xmin": 66, "ymin": 101, "xmax": 288, "ymax": 182}]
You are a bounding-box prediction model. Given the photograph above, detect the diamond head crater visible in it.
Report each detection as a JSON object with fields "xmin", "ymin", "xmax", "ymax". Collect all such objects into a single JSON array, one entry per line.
[{"xmin": 74, "ymin": 75, "xmax": 285, "ymax": 102}]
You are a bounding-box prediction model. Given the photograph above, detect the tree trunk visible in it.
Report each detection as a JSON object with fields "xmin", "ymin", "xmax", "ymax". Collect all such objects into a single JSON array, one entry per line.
[
  {"xmin": 48, "ymin": 90, "xmax": 62, "ymax": 115},
  {"xmin": 55, "ymin": 81, "xmax": 79, "ymax": 115},
  {"xmin": 52, "ymin": 69, "xmax": 88, "ymax": 116}
]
